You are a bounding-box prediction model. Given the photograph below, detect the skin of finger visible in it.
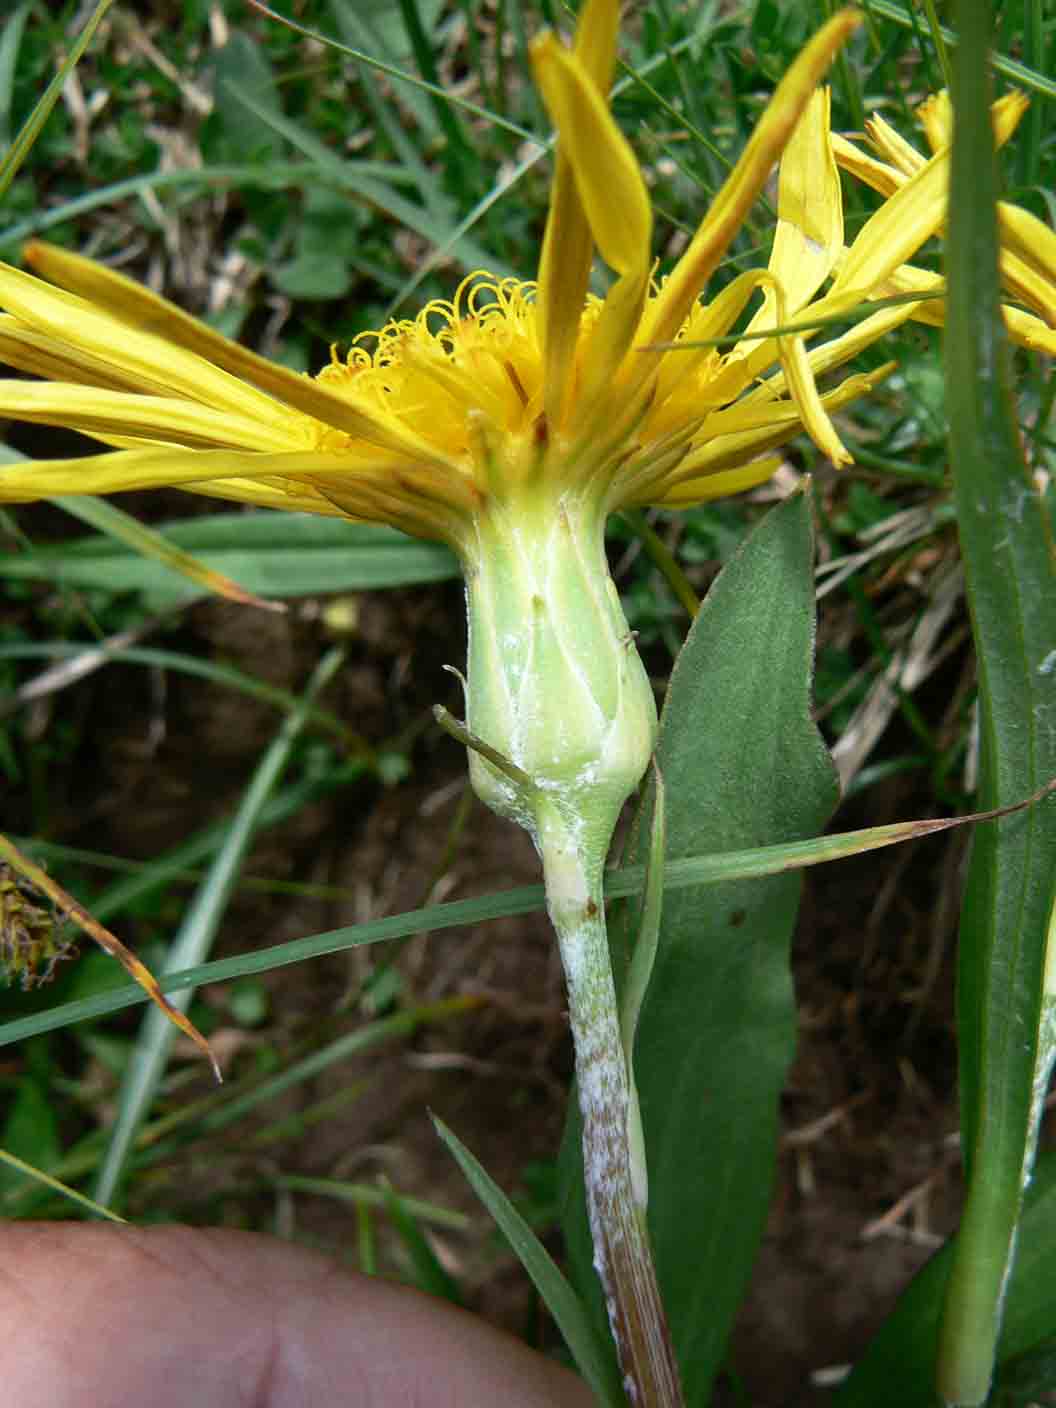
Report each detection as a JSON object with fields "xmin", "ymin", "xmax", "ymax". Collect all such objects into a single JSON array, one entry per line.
[{"xmin": 0, "ymin": 1223, "xmax": 597, "ymax": 1408}]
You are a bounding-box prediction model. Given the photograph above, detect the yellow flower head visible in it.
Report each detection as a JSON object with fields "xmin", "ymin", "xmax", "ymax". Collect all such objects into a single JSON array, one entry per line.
[{"xmin": 0, "ymin": 3, "xmax": 901, "ymax": 562}]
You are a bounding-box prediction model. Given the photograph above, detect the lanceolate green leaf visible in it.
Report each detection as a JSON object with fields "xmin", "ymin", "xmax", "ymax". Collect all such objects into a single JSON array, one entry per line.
[
  {"xmin": 935, "ymin": 3, "xmax": 1056, "ymax": 1403},
  {"xmin": 562, "ymin": 487, "xmax": 840, "ymax": 1403},
  {"xmin": 0, "ymin": 511, "xmax": 458, "ymax": 604}
]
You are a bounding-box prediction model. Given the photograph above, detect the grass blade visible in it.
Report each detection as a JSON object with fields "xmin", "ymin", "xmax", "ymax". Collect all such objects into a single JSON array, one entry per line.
[
  {"xmin": 278, "ymin": 1176, "xmax": 468, "ymax": 1233},
  {"xmin": 0, "ymin": 0, "xmax": 114, "ymax": 199},
  {"xmin": 433, "ymin": 1115, "xmax": 625, "ymax": 1408},
  {"xmin": 863, "ymin": 0, "xmax": 1056, "ymax": 98},
  {"xmin": 6, "ymin": 785, "xmax": 1053, "ymax": 1049},
  {"xmin": 382, "ymin": 1182, "xmax": 463, "ymax": 1305},
  {"xmin": 244, "ymin": 0, "xmax": 536, "ymax": 144},
  {"xmin": 0, "ymin": 1147, "xmax": 125, "ymax": 1223},
  {"xmin": 53, "ymin": 494, "xmax": 282, "ymax": 611},
  {"xmin": 0, "ymin": 642, "xmax": 360, "ymax": 746},
  {"xmin": 935, "ymin": 4, "xmax": 1056, "ymax": 1403},
  {"xmin": 0, "ymin": 510, "xmax": 459, "ymax": 604},
  {"xmin": 91, "ymin": 647, "xmax": 346, "ymax": 1208},
  {"xmin": 395, "ymin": 0, "xmax": 476, "ymax": 190},
  {"xmin": 224, "ymin": 78, "xmax": 502, "ymax": 276},
  {"xmin": 0, "ymin": 2, "xmax": 32, "ymax": 149}
]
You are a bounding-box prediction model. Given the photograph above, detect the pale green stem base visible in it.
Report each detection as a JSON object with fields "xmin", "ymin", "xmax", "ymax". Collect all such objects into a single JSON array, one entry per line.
[{"xmin": 537, "ymin": 799, "xmax": 683, "ymax": 1408}]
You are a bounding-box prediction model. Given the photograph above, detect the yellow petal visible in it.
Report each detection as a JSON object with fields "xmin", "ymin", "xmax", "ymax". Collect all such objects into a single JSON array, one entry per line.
[
  {"xmin": 741, "ymin": 87, "xmax": 843, "ymax": 349},
  {"xmin": 567, "ymin": 0, "xmax": 620, "ymax": 84},
  {"xmin": 670, "ymin": 363, "xmax": 893, "ymax": 485},
  {"xmin": 652, "ymin": 455, "xmax": 785, "ymax": 508},
  {"xmin": 16, "ymin": 245, "xmax": 442, "ymax": 463},
  {"xmin": 859, "ymin": 259, "xmax": 1048, "ymax": 350},
  {"xmin": 833, "ymin": 92, "xmax": 1048, "ymax": 322},
  {"xmin": 889, "ymin": 260, "xmax": 1056, "ymax": 352},
  {"xmin": 0, "ymin": 381, "xmax": 306, "ymax": 452},
  {"xmin": 981, "ymin": 89, "xmax": 1029, "ymax": 146},
  {"xmin": 706, "ymin": 272, "xmax": 895, "ymax": 470},
  {"xmin": 13, "ymin": 462, "xmax": 464, "ymax": 544},
  {"xmin": 0, "ymin": 260, "xmax": 292, "ymax": 428},
  {"xmin": 999, "ymin": 247, "xmax": 1056, "ymax": 327},
  {"xmin": 863, "ymin": 112, "xmax": 926, "ymax": 176},
  {"xmin": 830, "ymin": 133, "xmax": 901, "ymax": 197},
  {"xmin": 734, "ymin": 269, "xmax": 851, "ymax": 465},
  {"xmin": 0, "ymin": 445, "xmax": 483, "ymax": 524},
  {"xmin": 998, "ymin": 203, "xmax": 1056, "ymax": 324},
  {"xmin": 916, "ymin": 88, "xmax": 1028, "ymax": 154},
  {"xmin": 740, "ymin": 279, "xmax": 922, "ymax": 397},
  {"xmin": 877, "ymin": 263, "xmax": 945, "ymax": 325},
  {"xmin": 772, "ymin": 86, "xmax": 844, "ymax": 303},
  {"xmin": 775, "ymin": 337, "xmax": 852, "ymax": 467},
  {"xmin": 641, "ymin": 8, "xmax": 862, "ymax": 348},
  {"xmin": 534, "ymin": 0, "xmax": 620, "ymax": 429},
  {"xmin": 532, "ymin": 0, "xmax": 625, "ymax": 428},
  {"xmin": 531, "ymin": 32, "xmax": 651, "ymax": 280},
  {"xmin": 0, "ymin": 315, "xmax": 150, "ymax": 392},
  {"xmin": 1003, "ymin": 304, "xmax": 1056, "ymax": 355},
  {"xmin": 917, "ymin": 91, "xmax": 952, "ymax": 153},
  {"xmin": 0, "ymin": 446, "xmax": 242, "ymax": 500},
  {"xmin": 531, "ymin": 19, "xmax": 653, "ymax": 431},
  {"xmin": 712, "ymin": 270, "xmax": 921, "ymax": 407},
  {"xmin": 536, "ymin": 157, "xmax": 595, "ymax": 429},
  {"xmin": 164, "ymin": 478, "xmax": 350, "ymax": 516},
  {"xmin": 567, "ymin": 261, "xmax": 653, "ymax": 446},
  {"xmin": 836, "ymin": 89, "xmax": 1027, "ymax": 211},
  {"xmin": 828, "ymin": 149, "xmax": 948, "ymax": 301},
  {"xmin": 623, "ymin": 365, "xmax": 889, "ymax": 509},
  {"xmin": 152, "ymin": 472, "xmax": 370, "ymax": 518},
  {"xmin": 651, "ymin": 269, "xmax": 776, "ymax": 418}
]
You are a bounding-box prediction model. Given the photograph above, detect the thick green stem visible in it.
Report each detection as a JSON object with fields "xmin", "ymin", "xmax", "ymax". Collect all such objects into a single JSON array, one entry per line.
[{"xmin": 537, "ymin": 799, "xmax": 683, "ymax": 1408}]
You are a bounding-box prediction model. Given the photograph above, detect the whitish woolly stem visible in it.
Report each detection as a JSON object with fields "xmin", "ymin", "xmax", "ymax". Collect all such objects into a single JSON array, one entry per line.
[{"xmin": 536, "ymin": 799, "xmax": 684, "ymax": 1408}]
